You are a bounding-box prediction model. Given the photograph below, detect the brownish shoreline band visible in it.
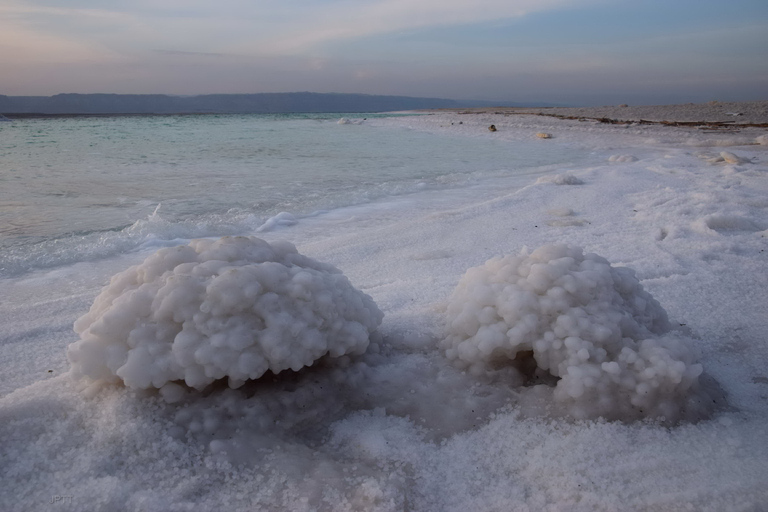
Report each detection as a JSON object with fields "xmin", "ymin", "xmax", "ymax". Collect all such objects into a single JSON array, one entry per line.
[{"xmin": 469, "ymin": 111, "xmax": 768, "ymax": 129}]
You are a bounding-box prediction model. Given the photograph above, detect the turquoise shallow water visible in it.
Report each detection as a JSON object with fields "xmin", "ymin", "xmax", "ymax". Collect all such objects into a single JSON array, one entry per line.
[{"xmin": 0, "ymin": 113, "xmax": 583, "ymax": 276}]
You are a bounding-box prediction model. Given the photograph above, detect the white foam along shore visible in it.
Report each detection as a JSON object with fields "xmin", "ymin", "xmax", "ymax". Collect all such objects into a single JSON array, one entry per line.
[{"xmin": 1, "ymin": 103, "xmax": 767, "ymax": 511}]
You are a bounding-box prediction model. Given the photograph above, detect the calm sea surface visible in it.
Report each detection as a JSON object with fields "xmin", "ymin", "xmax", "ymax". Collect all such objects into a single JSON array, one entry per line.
[{"xmin": 0, "ymin": 113, "xmax": 581, "ymax": 276}]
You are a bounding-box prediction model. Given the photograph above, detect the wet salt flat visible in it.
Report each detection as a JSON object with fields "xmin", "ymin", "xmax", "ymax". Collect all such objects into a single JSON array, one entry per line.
[{"xmin": 1, "ymin": 110, "xmax": 767, "ymax": 511}]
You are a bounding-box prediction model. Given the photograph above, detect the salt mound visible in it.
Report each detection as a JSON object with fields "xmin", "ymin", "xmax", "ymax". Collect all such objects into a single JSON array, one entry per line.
[
  {"xmin": 68, "ymin": 236, "xmax": 383, "ymax": 390},
  {"xmin": 536, "ymin": 173, "xmax": 584, "ymax": 185},
  {"xmin": 719, "ymin": 151, "xmax": 749, "ymax": 165},
  {"xmin": 608, "ymin": 154, "xmax": 638, "ymax": 163},
  {"xmin": 442, "ymin": 244, "xmax": 712, "ymax": 423}
]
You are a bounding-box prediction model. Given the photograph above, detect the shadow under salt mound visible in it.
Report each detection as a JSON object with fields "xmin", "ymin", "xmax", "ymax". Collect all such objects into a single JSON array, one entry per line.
[
  {"xmin": 545, "ymin": 207, "xmax": 588, "ymax": 227},
  {"xmin": 513, "ymin": 370, "xmax": 731, "ymax": 425},
  {"xmin": 409, "ymin": 249, "xmax": 453, "ymax": 261},
  {"xmin": 546, "ymin": 218, "xmax": 587, "ymax": 227},
  {"xmin": 695, "ymin": 214, "xmax": 763, "ymax": 235},
  {"xmin": 165, "ymin": 342, "xmax": 516, "ymax": 466},
  {"xmin": 478, "ymin": 349, "xmax": 730, "ymax": 424}
]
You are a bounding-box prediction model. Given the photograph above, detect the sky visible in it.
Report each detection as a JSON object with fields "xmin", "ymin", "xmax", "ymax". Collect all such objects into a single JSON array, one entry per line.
[{"xmin": 1, "ymin": 0, "xmax": 767, "ymax": 105}]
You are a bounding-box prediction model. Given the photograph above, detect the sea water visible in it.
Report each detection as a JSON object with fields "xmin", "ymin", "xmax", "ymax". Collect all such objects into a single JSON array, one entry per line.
[{"xmin": 0, "ymin": 114, "xmax": 583, "ymax": 277}]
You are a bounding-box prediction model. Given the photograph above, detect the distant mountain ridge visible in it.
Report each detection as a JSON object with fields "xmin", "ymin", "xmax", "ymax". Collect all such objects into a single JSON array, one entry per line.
[{"xmin": 0, "ymin": 92, "xmax": 512, "ymax": 115}]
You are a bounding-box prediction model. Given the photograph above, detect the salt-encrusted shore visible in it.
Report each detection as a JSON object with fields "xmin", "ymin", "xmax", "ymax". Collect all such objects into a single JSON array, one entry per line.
[{"xmin": 2, "ymin": 106, "xmax": 767, "ymax": 511}]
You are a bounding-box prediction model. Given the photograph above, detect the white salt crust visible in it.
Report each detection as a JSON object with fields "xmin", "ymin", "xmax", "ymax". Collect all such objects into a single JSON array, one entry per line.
[
  {"xmin": 68, "ymin": 236, "xmax": 383, "ymax": 390},
  {"xmin": 442, "ymin": 244, "xmax": 713, "ymax": 423},
  {"xmin": 4, "ymin": 107, "xmax": 767, "ymax": 511}
]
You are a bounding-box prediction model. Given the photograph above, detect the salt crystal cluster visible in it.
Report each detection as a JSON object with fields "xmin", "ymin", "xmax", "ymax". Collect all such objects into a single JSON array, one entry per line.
[
  {"xmin": 68, "ymin": 236, "xmax": 383, "ymax": 390},
  {"xmin": 443, "ymin": 244, "xmax": 709, "ymax": 422}
]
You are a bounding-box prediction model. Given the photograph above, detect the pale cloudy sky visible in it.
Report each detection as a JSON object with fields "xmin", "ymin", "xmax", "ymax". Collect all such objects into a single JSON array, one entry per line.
[{"xmin": 1, "ymin": 0, "xmax": 766, "ymax": 105}]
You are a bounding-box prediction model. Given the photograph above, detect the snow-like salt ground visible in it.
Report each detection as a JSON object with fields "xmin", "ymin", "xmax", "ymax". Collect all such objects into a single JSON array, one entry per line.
[{"xmin": 2, "ymin": 109, "xmax": 768, "ymax": 511}]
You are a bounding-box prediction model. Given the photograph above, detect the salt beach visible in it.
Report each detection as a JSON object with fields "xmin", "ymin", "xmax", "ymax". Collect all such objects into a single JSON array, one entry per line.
[{"xmin": 1, "ymin": 103, "xmax": 767, "ymax": 511}]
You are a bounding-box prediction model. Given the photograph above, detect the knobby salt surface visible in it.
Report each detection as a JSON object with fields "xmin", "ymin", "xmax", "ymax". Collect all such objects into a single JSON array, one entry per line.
[
  {"xmin": 1, "ymin": 106, "xmax": 767, "ymax": 511},
  {"xmin": 68, "ymin": 236, "xmax": 382, "ymax": 391},
  {"xmin": 442, "ymin": 244, "xmax": 714, "ymax": 424}
]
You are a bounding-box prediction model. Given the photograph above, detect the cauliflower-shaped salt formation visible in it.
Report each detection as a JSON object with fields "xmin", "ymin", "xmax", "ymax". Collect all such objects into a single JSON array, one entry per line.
[
  {"xmin": 68, "ymin": 236, "xmax": 383, "ymax": 390},
  {"xmin": 443, "ymin": 244, "xmax": 710, "ymax": 422}
]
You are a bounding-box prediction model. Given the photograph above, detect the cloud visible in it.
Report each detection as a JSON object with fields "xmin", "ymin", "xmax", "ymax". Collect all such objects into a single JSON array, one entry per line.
[
  {"xmin": 153, "ymin": 49, "xmax": 226, "ymax": 58},
  {"xmin": 2, "ymin": 0, "xmax": 600, "ymax": 59},
  {"xmin": 0, "ymin": 0, "xmax": 136, "ymax": 66},
  {"xmin": 236, "ymin": 0, "xmax": 596, "ymax": 54},
  {"xmin": 0, "ymin": 4, "xmax": 120, "ymax": 65}
]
